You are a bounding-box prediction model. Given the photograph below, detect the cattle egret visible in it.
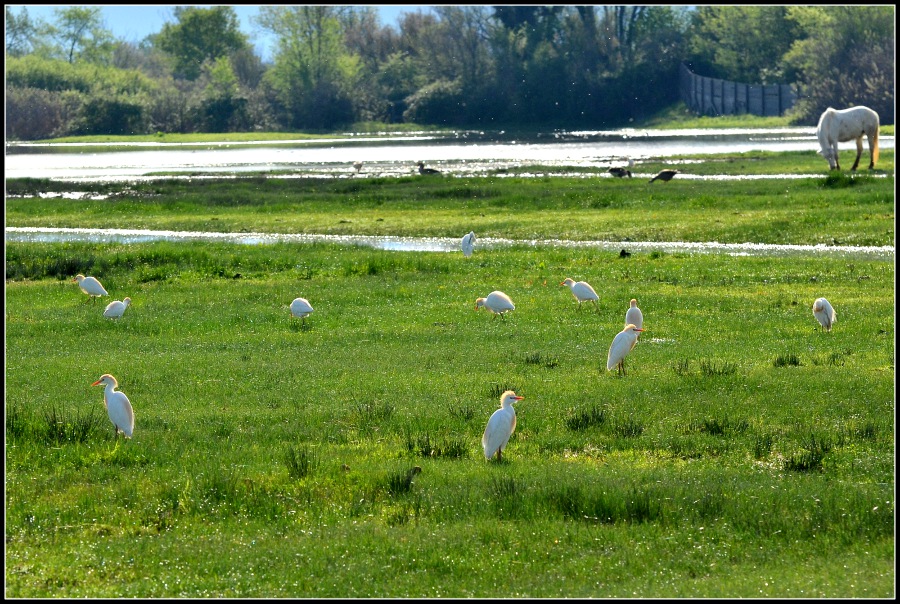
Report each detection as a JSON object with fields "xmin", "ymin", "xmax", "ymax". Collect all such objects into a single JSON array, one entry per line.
[
  {"xmin": 417, "ymin": 161, "xmax": 441, "ymax": 175},
  {"xmin": 103, "ymin": 297, "xmax": 131, "ymax": 319},
  {"xmin": 290, "ymin": 297, "xmax": 314, "ymax": 325},
  {"xmin": 353, "ymin": 161, "xmax": 363, "ymax": 173},
  {"xmin": 607, "ymin": 323, "xmax": 644, "ymax": 376},
  {"xmin": 74, "ymin": 274, "xmax": 108, "ymax": 300},
  {"xmin": 608, "ymin": 167, "xmax": 632, "ymax": 178},
  {"xmin": 475, "ymin": 290, "xmax": 515, "ymax": 319},
  {"xmin": 461, "ymin": 231, "xmax": 476, "ymax": 257},
  {"xmin": 482, "ymin": 390, "xmax": 524, "ymax": 462},
  {"xmin": 625, "ymin": 299, "xmax": 643, "ymax": 336},
  {"xmin": 560, "ymin": 277, "xmax": 600, "ymax": 311},
  {"xmin": 91, "ymin": 374, "xmax": 134, "ymax": 439},
  {"xmin": 649, "ymin": 169, "xmax": 679, "ymax": 183},
  {"xmin": 812, "ymin": 297, "xmax": 836, "ymax": 332}
]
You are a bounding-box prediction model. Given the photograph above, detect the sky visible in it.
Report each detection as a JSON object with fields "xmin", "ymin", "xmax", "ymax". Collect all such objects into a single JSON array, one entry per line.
[{"xmin": 6, "ymin": 5, "xmax": 433, "ymax": 62}]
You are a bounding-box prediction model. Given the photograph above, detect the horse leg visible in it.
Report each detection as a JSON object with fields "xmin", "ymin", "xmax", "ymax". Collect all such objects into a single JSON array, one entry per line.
[{"xmin": 850, "ymin": 137, "xmax": 862, "ymax": 171}]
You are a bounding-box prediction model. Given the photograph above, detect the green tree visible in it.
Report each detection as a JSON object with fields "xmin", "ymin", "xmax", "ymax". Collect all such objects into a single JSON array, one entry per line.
[
  {"xmin": 257, "ymin": 6, "xmax": 360, "ymax": 129},
  {"xmin": 688, "ymin": 6, "xmax": 801, "ymax": 84},
  {"xmin": 155, "ymin": 6, "xmax": 247, "ymax": 80},
  {"xmin": 5, "ymin": 6, "xmax": 44, "ymax": 57},
  {"xmin": 782, "ymin": 6, "xmax": 894, "ymax": 124},
  {"xmin": 49, "ymin": 6, "xmax": 116, "ymax": 64}
]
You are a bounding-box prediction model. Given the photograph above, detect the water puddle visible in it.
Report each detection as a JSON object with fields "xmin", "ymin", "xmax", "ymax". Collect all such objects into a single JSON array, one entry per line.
[{"xmin": 6, "ymin": 227, "xmax": 893, "ymax": 259}]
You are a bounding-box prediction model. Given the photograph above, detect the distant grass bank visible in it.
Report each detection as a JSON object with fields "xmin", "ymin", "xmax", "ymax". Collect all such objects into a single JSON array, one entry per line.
[{"xmin": 27, "ymin": 103, "xmax": 894, "ymax": 144}]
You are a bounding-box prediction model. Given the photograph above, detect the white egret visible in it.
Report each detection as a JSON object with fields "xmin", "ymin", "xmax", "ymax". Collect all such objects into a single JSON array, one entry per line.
[
  {"xmin": 103, "ymin": 297, "xmax": 131, "ymax": 319},
  {"xmin": 475, "ymin": 291, "xmax": 515, "ymax": 319},
  {"xmin": 290, "ymin": 297, "xmax": 315, "ymax": 325},
  {"xmin": 812, "ymin": 297, "xmax": 836, "ymax": 332},
  {"xmin": 607, "ymin": 323, "xmax": 644, "ymax": 376},
  {"xmin": 91, "ymin": 374, "xmax": 134, "ymax": 439},
  {"xmin": 482, "ymin": 390, "xmax": 524, "ymax": 462},
  {"xmin": 461, "ymin": 231, "xmax": 476, "ymax": 257},
  {"xmin": 649, "ymin": 169, "xmax": 679, "ymax": 183},
  {"xmin": 353, "ymin": 161, "xmax": 363, "ymax": 173},
  {"xmin": 74, "ymin": 274, "xmax": 108, "ymax": 301},
  {"xmin": 560, "ymin": 277, "xmax": 599, "ymax": 311},
  {"xmin": 625, "ymin": 299, "xmax": 643, "ymax": 336}
]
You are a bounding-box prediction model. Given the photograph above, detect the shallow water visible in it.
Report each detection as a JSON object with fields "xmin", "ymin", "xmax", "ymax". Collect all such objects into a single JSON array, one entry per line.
[
  {"xmin": 6, "ymin": 227, "xmax": 893, "ymax": 260},
  {"xmin": 5, "ymin": 127, "xmax": 893, "ymax": 182}
]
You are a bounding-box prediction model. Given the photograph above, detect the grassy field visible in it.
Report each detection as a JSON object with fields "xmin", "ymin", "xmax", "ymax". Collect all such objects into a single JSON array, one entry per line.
[{"xmin": 4, "ymin": 147, "xmax": 895, "ymax": 597}]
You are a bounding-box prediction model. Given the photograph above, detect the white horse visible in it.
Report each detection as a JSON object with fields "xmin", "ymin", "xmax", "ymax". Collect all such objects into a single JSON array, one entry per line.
[{"xmin": 816, "ymin": 106, "xmax": 880, "ymax": 171}]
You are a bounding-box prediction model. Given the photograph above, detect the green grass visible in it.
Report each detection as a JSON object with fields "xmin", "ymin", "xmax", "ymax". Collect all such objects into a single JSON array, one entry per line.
[
  {"xmin": 4, "ymin": 154, "xmax": 894, "ymax": 597},
  {"xmin": 5, "ymin": 153, "xmax": 895, "ymax": 247}
]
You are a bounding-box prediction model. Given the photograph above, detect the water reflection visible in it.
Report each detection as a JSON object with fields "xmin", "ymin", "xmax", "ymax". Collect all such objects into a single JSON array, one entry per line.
[
  {"xmin": 6, "ymin": 128, "xmax": 893, "ymax": 182},
  {"xmin": 6, "ymin": 227, "xmax": 893, "ymax": 260}
]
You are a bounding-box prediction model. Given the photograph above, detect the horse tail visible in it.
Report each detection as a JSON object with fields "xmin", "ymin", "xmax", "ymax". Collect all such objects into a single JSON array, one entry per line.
[{"xmin": 872, "ymin": 126, "xmax": 880, "ymax": 167}]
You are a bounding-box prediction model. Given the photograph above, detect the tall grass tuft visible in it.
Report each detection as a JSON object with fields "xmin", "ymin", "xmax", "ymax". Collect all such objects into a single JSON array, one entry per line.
[
  {"xmin": 523, "ymin": 351, "xmax": 559, "ymax": 368},
  {"xmin": 386, "ymin": 466, "xmax": 422, "ymax": 496},
  {"xmin": 699, "ymin": 359, "xmax": 738, "ymax": 376},
  {"xmin": 488, "ymin": 383, "xmax": 520, "ymax": 398},
  {"xmin": 614, "ymin": 416, "xmax": 644, "ymax": 438},
  {"xmin": 754, "ymin": 433, "xmax": 774, "ymax": 459},
  {"xmin": 284, "ymin": 445, "xmax": 318, "ymax": 479},
  {"xmin": 565, "ymin": 405, "xmax": 606, "ymax": 431},
  {"xmin": 784, "ymin": 434, "xmax": 832, "ymax": 472},
  {"xmin": 773, "ymin": 353, "xmax": 801, "ymax": 367},
  {"xmin": 404, "ymin": 431, "xmax": 470, "ymax": 458},
  {"xmin": 39, "ymin": 405, "xmax": 105, "ymax": 444}
]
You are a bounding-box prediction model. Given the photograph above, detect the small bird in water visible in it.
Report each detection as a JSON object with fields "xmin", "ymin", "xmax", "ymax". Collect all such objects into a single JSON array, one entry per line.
[
  {"xmin": 482, "ymin": 390, "xmax": 524, "ymax": 462},
  {"xmin": 461, "ymin": 231, "xmax": 476, "ymax": 257},
  {"xmin": 353, "ymin": 161, "xmax": 363, "ymax": 174},
  {"xmin": 475, "ymin": 291, "xmax": 515, "ymax": 320},
  {"xmin": 649, "ymin": 169, "xmax": 679, "ymax": 183},
  {"xmin": 417, "ymin": 161, "xmax": 441, "ymax": 175},
  {"xmin": 812, "ymin": 297, "xmax": 836, "ymax": 332},
  {"xmin": 103, "ymin": 297, "xmax": 131, "ymax": 319}
]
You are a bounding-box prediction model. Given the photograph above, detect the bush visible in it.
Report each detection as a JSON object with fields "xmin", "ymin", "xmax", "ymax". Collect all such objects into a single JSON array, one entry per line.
[{"xmin": 5, "ymin": 87, "xmax": 82, "ymax": 140}]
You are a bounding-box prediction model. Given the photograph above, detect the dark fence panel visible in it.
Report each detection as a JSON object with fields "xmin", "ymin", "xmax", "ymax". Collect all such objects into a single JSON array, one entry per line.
[{"xmin": 680, "ymin": 63, "xmax": 796, "ymax": 117}]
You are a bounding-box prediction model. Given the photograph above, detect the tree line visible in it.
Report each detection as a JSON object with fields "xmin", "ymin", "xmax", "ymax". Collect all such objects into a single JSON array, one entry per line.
[{"xmin": 5, "ymin": 5, "xmax": 894, "ymax": 140}]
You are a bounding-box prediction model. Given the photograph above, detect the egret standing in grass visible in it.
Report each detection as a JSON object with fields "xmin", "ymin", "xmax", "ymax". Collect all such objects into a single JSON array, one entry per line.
[
  {"xmin": 560, "ymin": 277, "xmax": 600, "ymax": 311},
  {"xmin": 74, "ymin": 274, "xmax": 108, "ymax": 301},
  {"xmin": 290, "ymin": 297, "xmax": 315, "ymax": 325},
  {"xmin": 475, "ymin": 291, "xmax": 515, "ymax": 320},
  {"xmin": 607, "ymin": 324, "xmax": 643, "ymax": 376},
  {"xmin": 812, "ymin": 297, "xmax": 836, "ymax": 332},
  {"xmin": 103, "ymin": 297, "xmax": 131, "ymax": 319},
  {"xmin": 91, "ymin": 374, "xmax": 134, "ymax": 439},
  {"xmin": 482, "ymin": 390, "xmax": 524, "ymax": 462},
  {"xmin": 625, "ymin": 298, "xmax": 643, "ymax": 337},
  {"xmin": 461, "ymin": 231, "xmax": 476, "ymax": 257}
]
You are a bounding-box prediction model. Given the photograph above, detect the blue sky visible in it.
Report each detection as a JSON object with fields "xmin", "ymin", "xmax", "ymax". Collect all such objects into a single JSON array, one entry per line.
[{"xmin": 6, "ymin": 5, "xmax": 432, "ymax": 62}]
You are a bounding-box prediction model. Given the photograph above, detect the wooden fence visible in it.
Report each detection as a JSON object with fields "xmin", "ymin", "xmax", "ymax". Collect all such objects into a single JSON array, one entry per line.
[{"xmin": 679, "ymin": 63, "xmax": 797, "ymax": 117}]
